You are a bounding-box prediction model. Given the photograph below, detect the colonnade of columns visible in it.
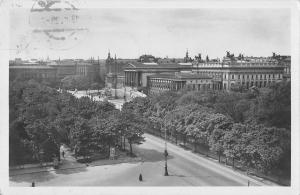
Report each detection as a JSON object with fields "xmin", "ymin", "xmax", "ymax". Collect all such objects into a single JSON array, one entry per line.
[
  {"xmin": 124, "ymin": 71, "xmax": 139, "ymax": 87},
  {"xmin": 148, "ymin": 79, "xmax": 223, "ymax": 92},
  {"xmin": 212, "ymin": 82, "xmax": 222, "ymax": 90},
  {"xmin": 237, "ymin": 80, "xmax": 275, "ymax": 89},
  {"xmin": 149, "ymin": 79, "xmax": 185, "ymax": 91}
]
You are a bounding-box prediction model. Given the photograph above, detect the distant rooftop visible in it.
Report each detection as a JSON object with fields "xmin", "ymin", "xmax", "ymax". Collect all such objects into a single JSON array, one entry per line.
[
  {"xmin": 47, "ymin": 60, "xmax": 93, "ymax": 66},
  {"xmin": 9, "ymin": 65, "xmax": 55, "ymax": 69},
  {"xmin": 178, "ymin": 62, "xmax": 193, "ymax": 66},
  {"xmin": 126, "ymin": 62, "xmax": 191, "ymax": 69}
]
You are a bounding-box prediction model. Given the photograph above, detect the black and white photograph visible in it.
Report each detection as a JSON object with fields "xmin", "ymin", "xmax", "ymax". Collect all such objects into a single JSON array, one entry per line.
[{"xmin": 0, "ymin": 0, "xmax": 299, "ymax": 194}]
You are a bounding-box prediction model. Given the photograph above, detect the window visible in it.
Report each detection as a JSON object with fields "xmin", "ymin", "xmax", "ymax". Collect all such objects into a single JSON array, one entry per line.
[
  {"xmin": 238, "ymin": 75, "xmax": 240, "ymax": 79},
  {"xmin": 247, "ymin": 75, "xmax": 249, "ymax": 79},
  {"xmin": 269, "ymin": 74, "xmax": 271, "ymax": 79},
  {"xmin": 273, "ymin": 74, "xmax": 275, "ymax": 78},
  {"xmin": 264, "ymin": 74, "xmax": 266, "ymax": 79},
  {"xmin": 232, "ymin": 75, "xmax": 234, "ymax": 79},
  {"xmin": 260, "ymin": 74, "xmax": 262, "ymax": 79},
  {"xmin": 251, "ymin": 75, "xmax": 254, "ymax": 79},
  {"xmin": 256, "ymin": 75, "xmax": 258, "ymax": 79}
]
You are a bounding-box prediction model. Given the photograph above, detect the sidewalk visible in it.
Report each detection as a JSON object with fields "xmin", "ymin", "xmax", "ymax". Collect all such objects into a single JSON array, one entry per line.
[
  {"xmin": 9, "ymin": 145, "xmax": 141, "ymax": 177},
  {"xmin": 9, "ymin": 145, "xmax": 85, "ymax": 176}
]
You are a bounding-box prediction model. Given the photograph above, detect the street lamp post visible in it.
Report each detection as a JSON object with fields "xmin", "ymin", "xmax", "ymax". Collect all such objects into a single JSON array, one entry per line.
[
  {"xmin": 163, "ymin": 116, "xmax": 169, "ymax": 176},
  {"xmin": 164, "ymin": 127, "xmax": 169, "ymax": 176},
  {"xmin": 157, "ymin": 105, "xmax": 169, "ymax": 176}
]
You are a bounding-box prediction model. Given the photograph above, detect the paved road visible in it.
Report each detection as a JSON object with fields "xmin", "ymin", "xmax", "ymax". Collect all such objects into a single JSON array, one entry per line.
[
  {"xmin": 10, "ymin": 134, "xmax": 275, "ymax": 186},
  {"xmin": 134, "ymin": 134, "xmax": 272, "ymax": 186}
]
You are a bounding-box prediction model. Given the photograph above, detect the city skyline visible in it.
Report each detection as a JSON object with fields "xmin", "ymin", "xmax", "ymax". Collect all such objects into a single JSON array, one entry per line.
[
  {"xmin": 7, "ymin": 1, "xmax": 294, "ymax": 190},
  {"xmin": 10, "ymin": 8, "xmax": 291, "ymax": 60}
]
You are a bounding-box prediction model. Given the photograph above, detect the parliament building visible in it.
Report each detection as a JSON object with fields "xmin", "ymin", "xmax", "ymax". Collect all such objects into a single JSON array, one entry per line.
[{"xmin": 123, "ymin": 52, "xmax": 288, "ymax": 94}]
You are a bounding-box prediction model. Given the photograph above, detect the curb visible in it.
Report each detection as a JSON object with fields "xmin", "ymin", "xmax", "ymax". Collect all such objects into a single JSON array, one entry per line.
[
  {"xmin": 9, "ymin": 157, "xmax": 142, "ymax": 177},
  {"xmin": 9, "ymin": 164, "xmax": 87, "ymax": 177}
]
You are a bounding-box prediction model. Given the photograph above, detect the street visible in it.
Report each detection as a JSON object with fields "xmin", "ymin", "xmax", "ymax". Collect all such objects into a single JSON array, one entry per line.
[{"xmin": 9, "ymin": 133, "xmax": 275, "ymax": 186}]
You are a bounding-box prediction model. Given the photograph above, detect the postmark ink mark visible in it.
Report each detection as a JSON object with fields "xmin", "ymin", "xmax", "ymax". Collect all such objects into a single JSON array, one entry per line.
[{"xmin": 29, "ymin": 0, "xmax": 89, "ymax": 50}]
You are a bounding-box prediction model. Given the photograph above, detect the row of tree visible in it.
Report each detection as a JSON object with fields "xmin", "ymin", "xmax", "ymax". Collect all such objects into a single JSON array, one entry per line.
[
  {"xmin": 9, "ymin": 79, "xmax": 145, "ymax": 165},
  {"xmin": 60, "ymin": 75, "xmax": 104, "ymax": 91},
  {"xmin": 127, "ymin": 81, "xmax": 291, "ymax": 175}
]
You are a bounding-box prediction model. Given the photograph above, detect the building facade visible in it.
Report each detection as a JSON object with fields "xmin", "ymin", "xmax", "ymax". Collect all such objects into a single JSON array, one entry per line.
[
  {"xmin": 192, "ymin": 53, "xmax": 285, "ymax": 90},
  {"xmin": 9, "ymin": 65, "xmax": 57, "ymax": 81},
  {"xmin": 124, "ymin": 52, "xmax": 286, "ymax": 94},
  {"xmin": 147, "ymin": 73, "xmax": 213, "ymax": 94},
  {"xmin": 271, "ymin": 53, "xmax": 291, "ymax": 81},
  {"xmin": 10, "ymin": 59, "xmax": 101, "ymax": 83},
  {"xmin": 124, "ymin": 62, "xmax": 193, "ymax": 89},
  {"xmin": 48, "ymin": 60, "xmax": 76, "ymax": 79}
]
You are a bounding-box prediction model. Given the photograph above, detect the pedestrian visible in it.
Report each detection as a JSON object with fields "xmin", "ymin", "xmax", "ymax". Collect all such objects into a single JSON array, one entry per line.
[
  {"xmin": 139, "ymin": 174, "xmax": 143, "ymax": 181},
  {"xmin": 31, "ymin": 182, "xmax": 35, "ymax": 187},
  {"xmin": 62, "ymin": 150, "xmax": 65, "ymax": 158}
]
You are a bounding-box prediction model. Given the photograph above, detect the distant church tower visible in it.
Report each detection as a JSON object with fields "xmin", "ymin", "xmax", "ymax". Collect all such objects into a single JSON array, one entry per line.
[
  {"xmin": 106, "ymin": 50, "xmax": 114, "ymax": 74},
  {"xmin": 184, "ymin": 49, "xmax": 192, "ymax": 63}
]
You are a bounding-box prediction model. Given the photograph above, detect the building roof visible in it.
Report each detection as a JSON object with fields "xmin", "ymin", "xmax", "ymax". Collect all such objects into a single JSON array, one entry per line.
[
  {"xmin": 47, "ymin": 60, "xmax": 93, "ymax": 66},
  {"xmin": 178, "ymin": 62, "xmax": 193, "ymax": 66},
  {"xmin": 9, "ymin": 65, "xmax": 55, "ymax": 69},
  {"xmin": 126, "ymin": 62, "xmax": 190, "ymax": 69},
  {"xmin": 76, "ymin": 62, "xmax": 93, "ymax": 66},
  {"xmin": 47, "ymin": 60, "xmax": 76, "ymax": 66}
]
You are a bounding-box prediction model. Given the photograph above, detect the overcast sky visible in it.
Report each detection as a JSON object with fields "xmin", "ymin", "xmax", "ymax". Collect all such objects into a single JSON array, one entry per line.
[{"xmin": 10, "ymin": 8, "xmax": 291, "ymax": 60}]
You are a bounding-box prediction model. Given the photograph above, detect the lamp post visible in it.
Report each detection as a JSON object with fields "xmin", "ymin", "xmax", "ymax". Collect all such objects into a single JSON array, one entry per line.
[
  {"xmin": 124, "ymin": 82, "xmax": 126, "ymax": 102},
  {"xmin": 164, "ymin": 125, "xmax": 169, "ymax": 176},
  {"xmin": 162, "ymin": 115, "xmax": 169, "ymax": 176},
  {"xmin": 157, "ymin": 104, "xmax": 169, "ymax": 176}
]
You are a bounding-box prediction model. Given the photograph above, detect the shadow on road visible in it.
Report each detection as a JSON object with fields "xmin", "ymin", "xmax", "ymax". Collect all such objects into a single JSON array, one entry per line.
[
  {"xmin": 10, "ymin": 170, "xmax": 57, "ymax": 184},
  {"xmin": 10, "ymin": 166, "xmax": 89, "ymax": 184},
  {"xmin": 54, "ymin": 166, "xmax": 88, "ymax": 175},
  {"xmin": 133, "ymin": 147, "xmax": 174, "ymax": 163}
]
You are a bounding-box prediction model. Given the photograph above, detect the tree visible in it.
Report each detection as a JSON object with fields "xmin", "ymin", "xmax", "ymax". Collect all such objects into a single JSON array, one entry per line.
[
  {"xmin": 209, "ymin": 128, "xmax": 225, "ymax": 162},
  {"xmin": 252, "ymin": 81, "xmax": 291, "ymax": 129},
  {"xmin": 214, "ymin": 91, "xmax": 251, "ymax": 123},
  {"xmin": 71, "ymin": 117, "xmax": 93, "ymax": 158},
  {"xmin": 247, "ymin": 125, "xmax": 290, "ymax": 173},
  {"xmin": 223, "ymin": 123, "xmax": 247, "ymax": 167},
  {"xmin": 207, "ymin": 113, "xmax": 233, "ymax": 162},
  {"xmin": 119, "ymin": 103, "xmax": 146, "ymax": 155},
  {"xmin": 25, "ymin": 119, "xmax": 60, "ymax": 162},
  {"xmin": 61, "ymin": 75, "xmax": 91, "ymax": 91}
]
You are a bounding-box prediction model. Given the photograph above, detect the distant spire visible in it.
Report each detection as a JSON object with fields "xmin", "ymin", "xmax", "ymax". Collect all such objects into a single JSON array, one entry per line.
[
  {"xmin": 108, "ymin": 49, "xmax": 111, "ymax": 59},
  {"xmin": 186, "ymin": 49, "xmax": 189, "ymax": 58}
]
